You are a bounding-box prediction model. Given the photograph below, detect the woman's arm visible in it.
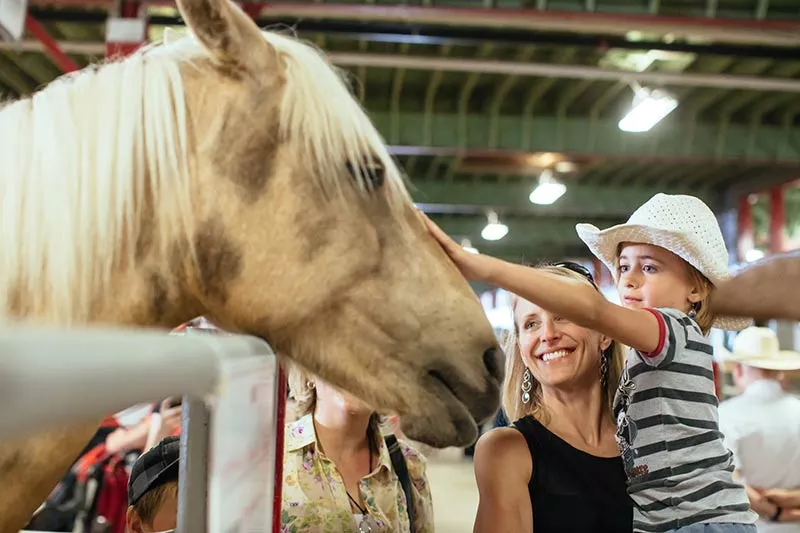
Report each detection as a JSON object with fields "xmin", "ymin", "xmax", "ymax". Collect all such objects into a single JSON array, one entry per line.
[{"xmin": 473, "ymin": 428, "xmax": 533, "ymax": 533}]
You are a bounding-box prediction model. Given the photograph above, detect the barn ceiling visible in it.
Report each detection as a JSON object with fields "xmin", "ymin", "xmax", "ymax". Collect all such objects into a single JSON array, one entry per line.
[{"xmin": 4, "ymin": 0, "xmax": 800, "ymax": 262}]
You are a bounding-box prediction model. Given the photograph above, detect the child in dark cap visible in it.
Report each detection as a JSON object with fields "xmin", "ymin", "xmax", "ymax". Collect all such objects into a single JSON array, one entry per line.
[{"xmin": 125, "ymin": 436, "xmax": 180, "ymax": 533}]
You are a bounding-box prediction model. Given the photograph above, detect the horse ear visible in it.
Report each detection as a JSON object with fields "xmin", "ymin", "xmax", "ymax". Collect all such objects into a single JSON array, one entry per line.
[{"xmin": 176, "ymin": 0, "xmax": 276, "ymax": 75}]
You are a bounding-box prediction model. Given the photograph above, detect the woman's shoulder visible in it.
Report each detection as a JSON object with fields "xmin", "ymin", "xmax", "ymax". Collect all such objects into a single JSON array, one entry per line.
[
  {"xmin": 473, "ymin": 426, "xmax": 532, "ymax": 487},
  {"xmin": 476, "ymin": 425, "xmax": 530, "ymax": 457}
]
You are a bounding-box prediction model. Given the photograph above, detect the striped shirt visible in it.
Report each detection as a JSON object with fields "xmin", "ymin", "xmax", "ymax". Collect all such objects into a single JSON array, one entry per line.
[{"xmin": 613, "ymin": 308, "xmax": 758, "ymax": 533}]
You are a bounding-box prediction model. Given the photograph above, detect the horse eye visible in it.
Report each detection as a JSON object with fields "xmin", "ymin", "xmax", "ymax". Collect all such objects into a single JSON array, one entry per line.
[{"xmin": 346, "ymin": 159, "xmax": 385, "ymax": 191}]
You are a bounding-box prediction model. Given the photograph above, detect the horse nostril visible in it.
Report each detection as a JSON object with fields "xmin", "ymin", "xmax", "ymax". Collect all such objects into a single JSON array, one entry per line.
[{"xmin": 483, "ymin": 346, "xmax": 504, "ymax": 382}]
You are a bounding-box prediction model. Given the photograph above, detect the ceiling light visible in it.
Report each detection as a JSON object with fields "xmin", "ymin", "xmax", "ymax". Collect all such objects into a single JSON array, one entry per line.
[
  {"xmin": 554, "ymin": 161, "xmax": 578, "ymax": 174},
  {"xmin": 529, "ymin": 169, "xmax": 567, "ymax": 206},
  {"xmin": 481, "ymin": 211, "xmax": 508, "ymax": 241},
  {"xmin": 460, "ymin": 238, "xmax": 479, "ymax": 254},
  {"xmin": 619, "ymin": 87, "xmax": 678, "ymax": 133}
]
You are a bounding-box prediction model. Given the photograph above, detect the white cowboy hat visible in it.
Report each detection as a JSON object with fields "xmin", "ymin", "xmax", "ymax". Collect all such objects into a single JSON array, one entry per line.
[
  {"xmin": 575, "ymin": 193, "xmax": 750, "ymax": 331},
  {"xmin": 722, "ymin": 327, "xmax": 800, "ymax": 371}
]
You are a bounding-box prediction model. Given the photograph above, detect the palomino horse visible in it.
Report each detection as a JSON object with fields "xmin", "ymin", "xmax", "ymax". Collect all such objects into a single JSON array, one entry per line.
[
  {"xmin": 710, "ymin": 251, "xmax": 800, "ymax": 321},
  {"xmin": 0, "ymin": 0, "xmax": 503, "ymax": 529}
]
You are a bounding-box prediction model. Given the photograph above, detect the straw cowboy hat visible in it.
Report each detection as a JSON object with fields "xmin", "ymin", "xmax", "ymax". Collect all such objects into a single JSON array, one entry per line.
[
  {"xmin": 721, "ymin": 326, "xmax": 800, "ymax": 372},
  {"xmin": 575, "ymin": 193, "xmax": 750, "ymax": 331}
]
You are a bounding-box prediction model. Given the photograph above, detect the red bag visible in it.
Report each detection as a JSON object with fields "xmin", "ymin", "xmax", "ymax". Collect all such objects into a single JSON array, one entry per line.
[{"xmin": 93, "ymin": 454, "xmax": 130, "ymax": 533}]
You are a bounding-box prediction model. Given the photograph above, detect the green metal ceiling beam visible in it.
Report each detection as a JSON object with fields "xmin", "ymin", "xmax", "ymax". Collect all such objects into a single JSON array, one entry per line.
[
  {"xmin": 433, "ymin": 215, "xmax": 586, "ymax": 243},
  {"xmin": 374, "ymin": 112, "xmax": 800, "ymax": 163},
  {"xmin": 431, "ymin": 217, "xmax": 601, "ymax": 262},
  {"xmin": 411, "ymin": 181, "xmax": 711, "ymax": 218},
  {"xmin": 469, "ymin": 241, "xmax": 593, "ymax": 265}
]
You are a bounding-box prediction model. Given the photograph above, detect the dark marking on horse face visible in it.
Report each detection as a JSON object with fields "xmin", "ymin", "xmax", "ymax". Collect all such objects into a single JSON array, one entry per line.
[
  {"xmin": 212, "ymin": 93, "xmax": 281, "ymax": 203},
  {"xmin": 148, "ymin": 272, "xmax": 169, "ymax": 322},
  {"xmin": 194, "ymin": 218, "xmax": 244, "ymax": 303},
  {"xmin": 0, "ymin": 448, "xmax": 23, "ymax": 471},
  {"xmin": 293, "ymin": 210, "xmax": 336, "ymax": 262}
]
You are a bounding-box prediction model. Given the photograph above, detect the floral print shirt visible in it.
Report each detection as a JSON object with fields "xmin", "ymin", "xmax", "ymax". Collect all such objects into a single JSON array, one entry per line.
[{"xmin": 280, "ymin": 414, "xmax": 434, "ymax": 533}]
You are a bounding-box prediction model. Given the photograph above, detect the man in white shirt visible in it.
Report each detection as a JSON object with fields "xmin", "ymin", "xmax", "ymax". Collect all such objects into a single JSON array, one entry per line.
[{"xmin": 719, "ymin": 327, "xmax": 800, "ymax": 532}]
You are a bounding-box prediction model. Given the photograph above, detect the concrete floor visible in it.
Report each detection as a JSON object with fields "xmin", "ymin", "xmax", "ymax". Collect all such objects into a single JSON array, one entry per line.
[{"xmin": 426, "ymin": 448, "xmax": 479, "ymax": 532}]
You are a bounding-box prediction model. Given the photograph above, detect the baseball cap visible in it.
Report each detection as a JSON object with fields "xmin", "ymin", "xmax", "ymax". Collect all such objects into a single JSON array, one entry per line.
[{"xmin": 128, "ymin": 435, "xmax": 181, "ymax": 506}]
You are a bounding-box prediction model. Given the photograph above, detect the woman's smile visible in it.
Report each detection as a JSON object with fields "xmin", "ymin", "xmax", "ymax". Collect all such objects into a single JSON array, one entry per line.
[{"xmin": 535, "ymin": 347, "xmax": 575, "ymax": 364}]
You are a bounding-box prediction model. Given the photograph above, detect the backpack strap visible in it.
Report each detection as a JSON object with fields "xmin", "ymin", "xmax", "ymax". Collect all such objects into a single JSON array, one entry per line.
[{"xmin": 384, "ymin": 435, "xmax": 414, "ymax": 530}]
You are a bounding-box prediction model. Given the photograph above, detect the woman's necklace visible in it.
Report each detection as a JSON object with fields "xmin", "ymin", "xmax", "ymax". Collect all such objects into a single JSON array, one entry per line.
[{"xmin": 346, "ymin": 434, "xmax": 382, "ymax": 532}]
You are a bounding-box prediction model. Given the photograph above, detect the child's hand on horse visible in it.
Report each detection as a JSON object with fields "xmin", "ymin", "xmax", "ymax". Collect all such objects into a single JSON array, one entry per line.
[{"xmin": 418, "ymin": 210, "xmax": 498, "ymax": 282}]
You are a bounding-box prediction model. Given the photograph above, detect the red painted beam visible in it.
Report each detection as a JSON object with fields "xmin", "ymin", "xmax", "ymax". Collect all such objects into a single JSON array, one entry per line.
[
  {"xmin": 25, "ymin": 1, "xmax": 800, "ymax": 48},
  {"xmin": 737, "ymin": 196, "xmax": 754, "ymax": 263},
  {"xmin": 24, "ymin": 14, "xmax": 79, "ymax": 72},
  {"xmin": 769, "ymin": 186, "xmax": 785, "ymax": 254},
  {"xmin": 271, "ymin": 365, "xmax": 287, "ymax": 533}
]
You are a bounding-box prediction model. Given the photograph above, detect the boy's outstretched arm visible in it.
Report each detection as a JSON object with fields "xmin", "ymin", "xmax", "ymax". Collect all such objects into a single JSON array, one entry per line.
[{"xmin": 420, "ymin": 212, "xmax": 661, "ymax": 354}]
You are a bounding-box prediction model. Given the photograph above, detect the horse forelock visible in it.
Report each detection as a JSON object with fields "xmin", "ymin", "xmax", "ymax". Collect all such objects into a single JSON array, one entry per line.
[
  {"xmin": 0, "ymin": 41, "xmax": 196, "ymax": 323},
  {"xmin": 260, "ymin": 31, "xmax": 412, "ymax": 209}
]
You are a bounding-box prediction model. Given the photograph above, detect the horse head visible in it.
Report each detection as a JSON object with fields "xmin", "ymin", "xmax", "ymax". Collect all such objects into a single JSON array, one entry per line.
[{"xmin": 161, "ymin": 0, "xmax": 503, "ymax": 447}]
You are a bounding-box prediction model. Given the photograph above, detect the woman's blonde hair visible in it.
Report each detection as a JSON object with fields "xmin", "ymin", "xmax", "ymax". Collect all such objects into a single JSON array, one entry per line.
[{"xmin": 501, "ymin": 265, "xmax": 626, "ymax": 423}]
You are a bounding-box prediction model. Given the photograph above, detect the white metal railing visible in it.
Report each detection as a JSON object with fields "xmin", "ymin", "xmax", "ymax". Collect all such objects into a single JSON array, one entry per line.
[{"xmin": 3, "ymin": 325, "xmax": 283, "ymax": 533}]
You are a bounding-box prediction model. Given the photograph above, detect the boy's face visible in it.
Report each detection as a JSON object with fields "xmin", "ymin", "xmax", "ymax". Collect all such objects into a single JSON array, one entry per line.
[
  {"xmin": 126, "ymin": 488, "xmax": 178, "ymax": 533},
  {"xmin": 616, "ymin": 243, "xmax": 699, "ymax": 313}
]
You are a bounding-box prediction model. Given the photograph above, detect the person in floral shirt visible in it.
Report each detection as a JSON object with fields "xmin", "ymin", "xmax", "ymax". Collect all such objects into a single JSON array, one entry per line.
[{"xmin": 281, "ymin": 363, "xmax": 434, "ymax": 533}]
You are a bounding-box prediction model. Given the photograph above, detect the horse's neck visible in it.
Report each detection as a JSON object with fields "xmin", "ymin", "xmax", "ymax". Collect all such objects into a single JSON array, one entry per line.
[
  {"xmin": 9, "ymin": 258, "xmax": 203, "ymax": 328},
  {"xmin": 0, "ymin": 266, "xmax": 204, "ymax": 532},
  {"xmin": 89, "ymin": 267, "xmax": 201, "ymax": 327}
]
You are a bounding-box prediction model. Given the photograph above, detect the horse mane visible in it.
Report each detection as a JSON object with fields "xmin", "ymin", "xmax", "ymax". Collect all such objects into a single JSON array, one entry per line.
[
  {"xmin": 260, "ymin": 30, "xmax": 410, "ymax": 204},
  {"xmin": 0, "ymin": 28, "xmax": 409, "ymax": 324}
]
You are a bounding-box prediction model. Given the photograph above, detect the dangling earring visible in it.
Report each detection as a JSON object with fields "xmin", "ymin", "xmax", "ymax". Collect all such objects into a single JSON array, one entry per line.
[
  {"xmin": 521, "ymin": 368, "xmax": 532, "ymax": 403},
  {"xmin": 688, "ymin": 302, "xmax": 699, "ymax": 319},
  {"xmin": 306, "ymin": 381, "xmax": 315, "ymax": 389},
  {"xmin": 600, "ymin": 349, "xmax": 609, "ymax": 389}
]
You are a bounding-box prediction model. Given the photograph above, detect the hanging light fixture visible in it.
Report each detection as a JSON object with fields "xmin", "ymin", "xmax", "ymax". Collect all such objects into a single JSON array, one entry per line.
[
  {"xmin": 619, "ymin": 85, "xmax": 678, "ymax": 133},
  {"xmin": 461, "ymin": 238, "xmax": 479, "ymax": 254},
  {"xmin": 529, "ymin": 169, "xmax": 566, "ymax": 206},
  {"xmin": 481, "ymin": 210, "xmax": 508, "ymax": 241}
]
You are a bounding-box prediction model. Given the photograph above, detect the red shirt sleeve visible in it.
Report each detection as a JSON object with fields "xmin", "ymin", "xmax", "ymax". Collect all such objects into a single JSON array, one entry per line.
[{"xmin": 641, "ymin": 308, "xmax": 666, "ymax": 359}]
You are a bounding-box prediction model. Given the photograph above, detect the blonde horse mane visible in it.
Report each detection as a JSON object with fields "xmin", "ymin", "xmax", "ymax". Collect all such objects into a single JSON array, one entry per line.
[{"xmin": 0, "ymin": 27, "xmax": 409, "ymax": 324}]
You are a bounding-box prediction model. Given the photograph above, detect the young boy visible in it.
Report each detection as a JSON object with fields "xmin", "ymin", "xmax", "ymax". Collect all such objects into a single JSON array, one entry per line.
[{"xmin": 125, "ymin": 436, "xmax": 179, "ymax": 533}]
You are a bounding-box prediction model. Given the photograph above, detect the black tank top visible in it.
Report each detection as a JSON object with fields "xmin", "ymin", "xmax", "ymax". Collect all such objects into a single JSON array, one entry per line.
[{"xmin": 513, "ymin": 415, "xmax": 633, "ymax": 532}]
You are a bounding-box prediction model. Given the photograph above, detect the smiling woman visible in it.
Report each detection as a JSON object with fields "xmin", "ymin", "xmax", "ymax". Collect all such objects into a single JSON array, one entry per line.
[{"xmin": 471, "ymin": 264, "xmax": 632, "ymax": 533}]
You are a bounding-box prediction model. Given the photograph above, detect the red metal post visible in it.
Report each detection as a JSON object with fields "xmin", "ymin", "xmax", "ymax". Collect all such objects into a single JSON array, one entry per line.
[
  {"xmin": 769, "ymin": 186, "xmax": 785, "ymax": 255},
  {"xmin": 736, "ymin": 196, "xmax": 754, "ymax": 263},
  {"xmin": 272, "ymin": 365, "xmax": 287, "ymax": 533},
  {"xmin": 24, "ymin": 15, "xmax": 79, "ymax": 72}
]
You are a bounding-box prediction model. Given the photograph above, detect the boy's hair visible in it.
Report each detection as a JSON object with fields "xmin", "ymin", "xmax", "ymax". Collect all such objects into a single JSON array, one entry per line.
[
  {"xmin": 127, "ymin": 435, "xmax": 180, "ymax": 525},
  {"xmin": 685, "ymin": 264, "xmax": 716, "ymax": 335},
  {"xmin": 131, "ymin": 480, "xmax": 178, "ymax": 525}
]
